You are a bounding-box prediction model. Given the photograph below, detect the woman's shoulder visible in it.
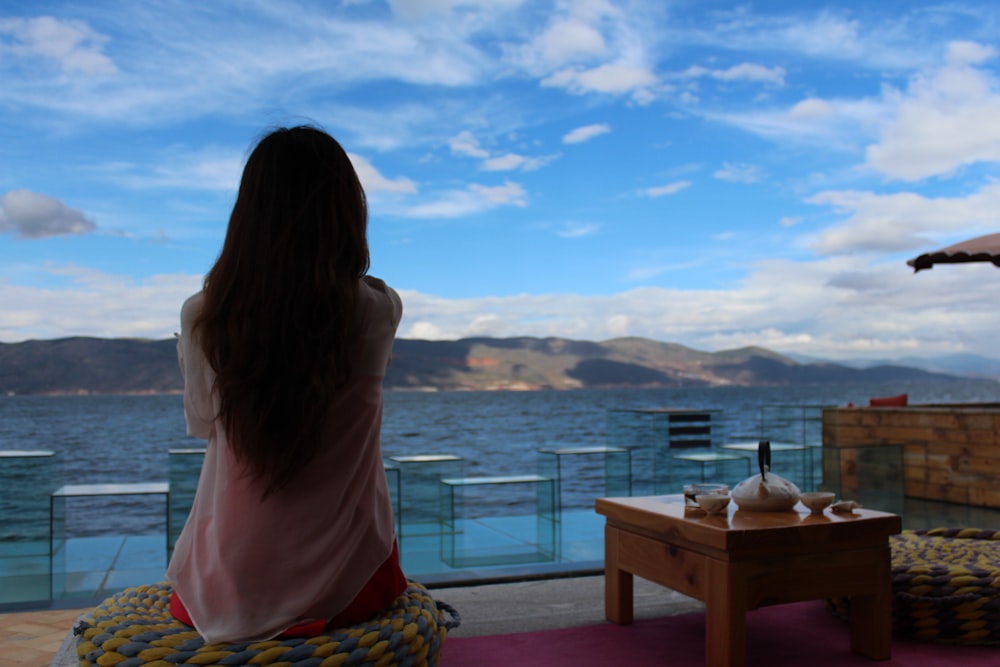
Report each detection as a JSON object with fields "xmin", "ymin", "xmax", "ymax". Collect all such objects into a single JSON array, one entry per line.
[
  {"xmin": 361, "ymin": 276, "xmax": 402, "ymax": 327},
  {"xmin": 180, "ymin": 291, "xmax": 205, "ymax": 325}
]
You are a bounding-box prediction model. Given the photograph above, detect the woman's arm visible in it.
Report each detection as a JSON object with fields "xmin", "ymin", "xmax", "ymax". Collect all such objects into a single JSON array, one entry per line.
[{"xmin": 177, "ymin": 294, "xmax": 214, "ymax": 439}]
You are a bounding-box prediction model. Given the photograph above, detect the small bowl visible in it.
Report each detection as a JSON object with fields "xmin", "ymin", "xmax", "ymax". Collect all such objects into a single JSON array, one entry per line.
[
  {"xmin": 684, "ymin": 483, "xmax": 729, "ymax": 507},
  {"xmin": 695, "ymin": 493, "xmax": 731, "ymax": 515},
  {"xmin": 799, "ymin": 491, "xmax": 836, "ymax": 514}
]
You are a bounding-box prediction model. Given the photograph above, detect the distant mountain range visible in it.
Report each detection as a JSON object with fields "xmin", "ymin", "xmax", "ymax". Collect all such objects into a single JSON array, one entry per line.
[{"xmin": 0, "ymin": 335, "xmax": 982, "ymax": 396}]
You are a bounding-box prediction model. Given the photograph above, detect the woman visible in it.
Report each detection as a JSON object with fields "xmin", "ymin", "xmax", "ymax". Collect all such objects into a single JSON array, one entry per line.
[{"xmin": 166, "ymin": 126, "xmax": 406, "ymax": 643}]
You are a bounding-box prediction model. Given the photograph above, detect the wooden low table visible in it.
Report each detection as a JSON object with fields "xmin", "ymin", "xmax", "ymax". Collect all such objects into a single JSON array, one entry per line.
[{"xmin": 595, "ymin": 495, "xmax": 901, "ymax": 666}]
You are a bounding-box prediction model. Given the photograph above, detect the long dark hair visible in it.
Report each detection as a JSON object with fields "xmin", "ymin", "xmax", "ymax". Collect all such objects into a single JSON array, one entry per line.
[{"xmin": 194, "ymin": 125, "xmax": 370, "ymax": 497}]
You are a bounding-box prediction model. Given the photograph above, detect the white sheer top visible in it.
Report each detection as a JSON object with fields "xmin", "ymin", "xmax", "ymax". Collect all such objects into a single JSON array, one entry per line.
[{"xmin": 166, "ymin": 276, "xmax": 402, "ymax": 643}]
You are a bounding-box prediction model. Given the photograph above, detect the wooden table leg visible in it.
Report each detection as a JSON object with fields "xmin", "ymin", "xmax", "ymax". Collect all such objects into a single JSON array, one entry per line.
[
  {"xmin": 849, "ymin": 546, "xmax": 893, "ymax": 659},
  {"xmin": 604, "ymin": 524, "xmax": 634, "ymax": 624},
  {"xmin": 705, "ymin": 558, "xmax": 746, "ymax": 667}
]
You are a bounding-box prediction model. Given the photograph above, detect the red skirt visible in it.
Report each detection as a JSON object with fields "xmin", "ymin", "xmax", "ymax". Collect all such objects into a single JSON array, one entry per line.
[{"xmin": 169, "ymin": 541, "xmax": 407, "ymax": 638}]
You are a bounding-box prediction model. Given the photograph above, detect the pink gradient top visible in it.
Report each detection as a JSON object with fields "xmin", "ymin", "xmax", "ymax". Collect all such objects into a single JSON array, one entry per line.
[{"xmin": 166, "ymin": 276, "xmax": 402, "ymax": 643}]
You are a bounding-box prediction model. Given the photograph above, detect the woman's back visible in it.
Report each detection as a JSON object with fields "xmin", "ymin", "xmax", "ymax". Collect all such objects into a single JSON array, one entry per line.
[{"xmin": 165, "ymin": 126, "xmax": 406, "ymax": 643}]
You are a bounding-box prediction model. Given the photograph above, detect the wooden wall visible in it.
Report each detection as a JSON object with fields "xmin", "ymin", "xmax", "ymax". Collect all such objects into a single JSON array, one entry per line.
[{"xmin": 822, "ymin": 405, "xmax": 1000, "ymax": 508}]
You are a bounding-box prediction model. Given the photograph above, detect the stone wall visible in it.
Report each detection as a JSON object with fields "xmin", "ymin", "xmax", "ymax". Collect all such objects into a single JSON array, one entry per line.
[{"xmin": 821, "ymin": 404, "xmax": 1000, "ymax": 508}]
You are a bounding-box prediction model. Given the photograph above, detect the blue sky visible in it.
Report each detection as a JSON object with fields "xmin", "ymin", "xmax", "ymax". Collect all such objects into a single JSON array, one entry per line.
[{"xmin": 3, "ymin": 0, "xmax": 1000, "ymax": 361}]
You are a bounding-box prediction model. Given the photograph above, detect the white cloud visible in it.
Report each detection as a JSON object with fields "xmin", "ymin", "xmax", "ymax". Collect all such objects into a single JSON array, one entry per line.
[
  {"xmin": 644, "ymin": 181, "xmax": 691, "ymax": 197},
  {"xmin": 562, "ymin": 123, "xmax": 610, "ymax": 144},
  {"xmin": 693, "ymin": 9, "xmax": 934, "ymax": 71},
  {"xmin": 806, "ymin": 181, "xmax": 1000, "ymax": 254},
  {"xmin": 543, "ymin": 63, "xmax": 656, "ymax": 98},
  {"xmin": 708, "ymin": 95, "xmax": 885, "ymax": 150},
  {"xmin": 779, "ymin": 216, "xmax": 802, "ymax": 228},
  {"xmin": 713, "ymin": 162, "xmax": 764, "ymax": 184},
  {"xmin": 556, "ymin": 223, "xmax": 600, "ymax": 238},
  {"xmin": 4, "ymin": 254, "xmax": 1000, "ymax": 363},
  {"xmin": 400, "ymin": 180, "xmax": 526, "ymax": 218},
  {"xmin": 481, "ymin": 152, "xmax": 556, "ymax": 171},
  {"xmin": 516, "ymin": 1, "xmax": 660, "ymax": 104},
  {"xmin": 0, "ymin": 5, "xmax": 491, "ymax": 125},
  {"xmin": 449, "ymin": 130, "xmax": 556, "ymax": 172},
  {"xmin": 0, "ymin": 190, "xmax": 96, "ymax": 238},
  {"xmin": 348, "ymin": 153, "xmax": 418, "ymax": 194},
  {"xmin": 865, "ymin": 41, "xmax": 1000, "ymax": 180},
  {"xmin": 481, "ymin": 153, "xmax": 530, "ymax": 171},
  {"xmin": 526, "ymin": 18, "xmax": 607, "ymax": 69},
  {"xmin": 946, "ymin": 40, "xmax": 995, "ymax": 66},
  {"xmin": 682, "ymin": 63, "xmax": 785, "ymax": 86},
  {"xmin": 388, "ymin": 253, "xmax": 1000, "ymax": 360},
  {"xmin": 387, "ymin": 0, "xmax": 525, "ymax": 22},
  {"xmin": 502, "ymin": 0, "xmax": 652, "ymax": 83},
  {"xmin": 469, "ymin": 180, "xmax": 526, "ymax": 205},
  {"xmin": 0, "ymin": 16, "xmax": 117, "ymax": 75},
  {"xmin": 788, "ymin": 98, "xmax": 836, "ymax": 120},
  {"xmin": 0, "ymin": 267, "xmax": 201, "ymax": 341},
  {"xmin": 448, "ymin": 130, "xmax": 490, "ymax": 158},
  {"xmin": 100, "ymin": 148, "xmax": 244, "ymax": 192}
]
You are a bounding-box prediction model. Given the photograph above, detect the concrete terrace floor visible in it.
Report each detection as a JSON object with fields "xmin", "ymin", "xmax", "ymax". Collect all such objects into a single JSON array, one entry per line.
[{"xmin": 0, "ymin": 607, "xmax": 86, "ymax": 667}]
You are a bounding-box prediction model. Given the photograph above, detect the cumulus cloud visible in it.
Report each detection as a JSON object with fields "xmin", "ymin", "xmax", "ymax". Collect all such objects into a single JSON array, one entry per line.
[
  {"xmin": 449, "ymin": 130, "xmax": 557, "ymax": 172},
  {"xmin": 562, "ymin": 123, "xmax": 611, "ymax": 144},
  {"xmin": 3, "ymin": 255, "xmax": 999, "ymax": 362},
  {"xmin": 391, "ymin": 253, "xmax": 1000, "ymax": 360},
  {"xmin": 100, "ymin": 148, "xmax": 244, "ymax": 192},
  {"xmin": 644, "ymin": 181, "xmax": 691, "ymax": 197},
  {"xmin": 0, "ymin": 15, "xmax": 117, "ymax": 75},
  {"xmin": 806, "ymin": 181, "xmax": 1000, "ymax": 254},
  {"xmin": 0, "ymin": 6, "xmax": 491, "ymax": 125},
  {"xmin": 0, "ymin": 190, "xmax": 96, "ymax": 238},
  {"xmin": 714, "ymin": 162, "xmax": 764, "ymax": 183},
  {"xmin": 703, "ymin": 93, "xmax": 886, "ymax": 152},
  {"xmin": 682, "ymin": 63, "xmax": 786, "ymax": 86},
  {"xmin": 543, "ymin": 63, "xmax": 656, "ymax": 98},
  {"xmin": 502, "ymin": 2, "xmax": 647, "ymax": 76},
  {"xmin": 695, "ymin": 9, "xmax": 932, "ymax": 71},
  {"xmin": 448, "ymin": 130, "xmax": 490, "ymax": 158},
  {"xmin": 400, "ymin": 180, "xmax": 526, "ymax": 218},
  {"xmin": 481, "ymin": 152, "xmax": 556, "ymax": 172},
  {"xmin": 0, "ymin": 266, "xmax": 202, "ymax": 341},
  {"xmin": 946, "ymin": 40, "xmax": 995, "ymax": 66},
  {"xmin": 555, "ymin": 222, "xmax": 600, "ymax": 238},
  {"xmin": 349, "ymin": 153, "xmax": 418, "ymax": 194},
  {"xmin": 865, "ymin": 40, "xmax": 1000, "ymax": 180},
  {"xmin": 469, "ymin": 180, "xmax": 527, "ymax": 205},
  {"xmin": 386, "ymin": 0, "xmax": 524, "ymax": 22},
  {"xmin": 521, "ymin": 18, "xmax": 607, "ymax": 71},
  {"xmin": 788, "ymin": 98, "xmax": 836, "ymax": 120}
]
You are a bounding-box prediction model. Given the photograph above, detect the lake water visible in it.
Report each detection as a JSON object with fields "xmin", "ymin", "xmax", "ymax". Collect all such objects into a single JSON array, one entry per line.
[{"xmin": 3, "ymin": 379, "xmax": 1000, "ymax": 538}]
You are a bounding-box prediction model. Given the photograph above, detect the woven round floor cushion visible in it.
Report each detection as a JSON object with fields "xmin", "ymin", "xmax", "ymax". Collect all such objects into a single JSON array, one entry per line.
[
  {"xmin": 73, "ymin": 580, "xmax": 459, "ymax": 667},
  {"xmin": 829, "ymin": 527, "xmax": 1000, "ymax": 645}
]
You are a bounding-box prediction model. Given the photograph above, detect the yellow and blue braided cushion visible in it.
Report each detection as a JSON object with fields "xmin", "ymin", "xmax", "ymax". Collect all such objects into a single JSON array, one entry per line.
[
  {"xmin": 73, "ymin": 580, "xmax": 460, "ymax": 667},
  {"xmin": 829, "ymin": 527, "xmax": 1000, "ymax": 645}
]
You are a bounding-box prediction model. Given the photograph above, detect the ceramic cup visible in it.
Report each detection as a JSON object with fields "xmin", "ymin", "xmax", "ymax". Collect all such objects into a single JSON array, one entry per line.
[
  {"xmin": 799, "ymin": 491, "xmax": 836, "ymax": 514},
  {"xmin": 684, "ymin": 483, "xmax": 729, "ymax": 508},
  {"xmin": 695, "ymin": 493, "xmax": 731, "ymax": 515}
]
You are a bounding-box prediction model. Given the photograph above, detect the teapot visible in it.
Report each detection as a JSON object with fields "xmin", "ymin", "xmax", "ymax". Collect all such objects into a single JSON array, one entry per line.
[{"xmin": 731, "ymin": 441, "xmax": 801, "ymax": 511}]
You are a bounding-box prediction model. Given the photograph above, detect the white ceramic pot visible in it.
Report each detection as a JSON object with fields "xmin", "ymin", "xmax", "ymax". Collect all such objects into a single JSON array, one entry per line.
[{"xmin": 732, "ymin": 468, "xmax": 801, "ymax": 511}]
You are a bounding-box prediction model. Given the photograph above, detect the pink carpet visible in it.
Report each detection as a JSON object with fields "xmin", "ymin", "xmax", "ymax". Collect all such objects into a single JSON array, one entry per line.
[{"xmin": 442, "ymin": 601, "xmax": 1000, "ymax": 666}]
